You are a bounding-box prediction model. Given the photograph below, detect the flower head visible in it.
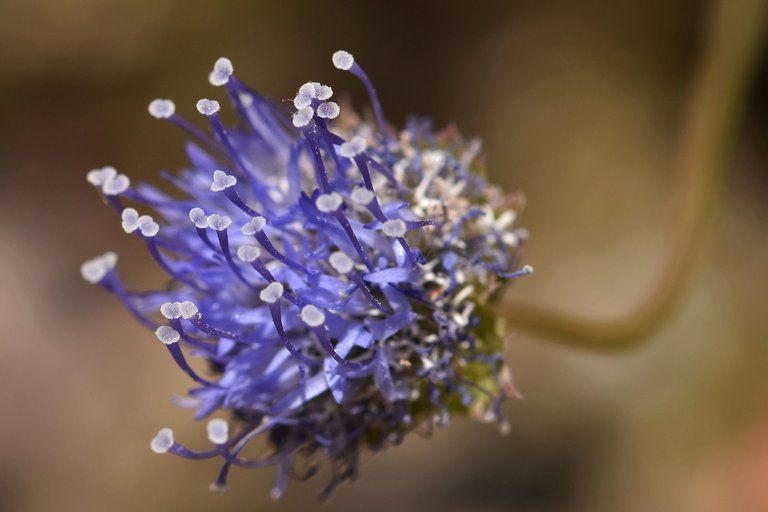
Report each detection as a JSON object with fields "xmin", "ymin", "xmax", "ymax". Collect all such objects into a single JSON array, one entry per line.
[{"xmin": 83, "ymin": 50, "xmax": 530, "ymax": 498}]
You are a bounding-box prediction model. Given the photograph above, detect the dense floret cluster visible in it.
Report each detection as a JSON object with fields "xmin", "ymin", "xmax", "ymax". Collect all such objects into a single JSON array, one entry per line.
[{"xmin": 82, "ymin": 51, "xmax": 530, "ymax": 498}]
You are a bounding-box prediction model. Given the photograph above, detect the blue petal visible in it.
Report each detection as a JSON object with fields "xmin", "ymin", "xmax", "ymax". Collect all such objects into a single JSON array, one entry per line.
[
  {"xmin": 373, "ymin": 348, "xmax": 408, "ymax": 402},
  {"xmin": 367, "ymin": 311, "xmax": 417, "ymax": 341},
  {"xmin": 364, "ymin": 267, "xmax": 418, "ymax": 284}
]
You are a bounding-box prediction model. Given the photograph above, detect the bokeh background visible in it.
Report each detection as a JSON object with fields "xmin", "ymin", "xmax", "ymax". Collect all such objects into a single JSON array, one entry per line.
[{"xmin": 1, "ymin": 0, "xmax": 767, "ymax": 511}]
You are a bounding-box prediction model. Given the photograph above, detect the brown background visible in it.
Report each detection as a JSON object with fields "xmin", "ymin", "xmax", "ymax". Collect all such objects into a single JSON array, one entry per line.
[{"xmin": 1, "ymin": 0, "xmax": 767, "ymax": 511}]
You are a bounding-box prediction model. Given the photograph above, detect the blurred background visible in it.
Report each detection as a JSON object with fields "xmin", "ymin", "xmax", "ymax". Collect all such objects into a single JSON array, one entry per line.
[{"xmin": 1, "ymin": 0, "xmax": 767, "ymax": 511}]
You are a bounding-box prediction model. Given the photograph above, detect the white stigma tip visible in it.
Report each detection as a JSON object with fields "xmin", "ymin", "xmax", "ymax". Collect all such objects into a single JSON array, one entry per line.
[
  {"xmin": 383, "ymin": 219, "xmax": 407, "ymax": 237},
  {"xmin": 237, "ymin": 244, "xmax": 261, "ymax": 262},
  {"xmin": 350, "ymin": 187, "xmax": 375, "ymax": 205},
  {"xmin": 101, "ymin": 173, "xmax": 130, "ymax": 196},
  {"xmin": 292, "ymin": 106, "xmax": 314, "ymax": 128},
  {"xmin": 208, "ymin": 57, "xmax": 234, "ymax": 86},
  {"xmin": 150, "ymin": 428, "xmax": 174, "ymax": 454},
  {"xmin": 160, "ymin": 302, "xmax": 182, "ymax": 319},
  {"xmin": 121, "ymin": 207, "xmax": 139, "ymax": 233},
  {"xmin": 155, "ymin": 325, "xmax": 180, "ymax": 345},
  {"xmin": 206, "ymin": 419, "xmax": 229, "ymax": 444},
  {"xmin": 259, "ymin": 282, "xmax": 284, "ymax": 304},
  {"xmin": 148, "ymin": 99, "xmax": 175, "ymax": 119},
  {"xmin": 206, "ymin": 214, "xmax": 232, "ymax": 231},
  {"xmin": 315, "ymin": 192, "xmax": 343, "ymax": 213},
  {"xmin": 179, "ymin": 301, "xmax": 198, "ymax": 319},
  {"xmin": 316, "ymin": 101, "xmax": 340, "ymax": 119},
  {"xmin": 189, "ymin": 207, "xmax": 208, "ymax": 229},
  {"xmin": 196, "ymin": 98, "xmax": 221, "ymax": 116},
  {"xmin": 293, "ymin": 93, "xmax": 313, "ymax": 109},
  {"xmin": 137, "ymin": 215, "xmax": 160, "ymax": 237},
  {"xmin": 299, "ymin": 81, "xmax": 320, "ymax": 97},
  {"xmin": 339, "ymin": 136, "xmax": 367, "ymax": 158},
  {"xmin": 329, "ymin": 251, "xmax": 354, "ymax": 274},
  {"xmin": 301, "ymin": 305, "xmax": 326, "ymax": 327},
  {"xmin": 522, "ymin": 264, "xmax": 534, "ymax": 274},
  {"xmin": 210, "ymin": 169, "xmax": 237, "ymax": 192},
  {"xmin": 86, "ymin": 166, "xmax": 117, "ymax": 186},
  {"xmin": 80, "ymin": 252, "xmax": 117, "ymax": 284},
  {"xmin": 332, "ymin": 50, "xmax": 355, "ymax": 70},
  {"xmin": 242, "ymin": 216, "xmax": 266, "ymax": 235},
  {"xmin": 316, "ymin": 84, "xmax": 333, "ymax": 101}
]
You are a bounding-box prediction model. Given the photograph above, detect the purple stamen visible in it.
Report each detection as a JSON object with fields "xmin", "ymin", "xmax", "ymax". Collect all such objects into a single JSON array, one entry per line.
[
  {"xmin": 302, "ymin": 126, "xmax": 332, "ymax": 191},
  {"xmin": 100, "ymin": 273, "xmax": 157, "ymax": 330},
  {"xmin": 333, "ymin": 53, "xmax": 388, "ymax": 136},
  {"xmin": 348, "ymin": 271, "xmax": 394, "ymax": 315},
  {"xmin": 223, "ymin": 187, "xmax": 264, "ymax": 218},
  {"xmin": 268, "ymin": 302, "xmax": 322, "ymax": 367},
  {"xmin": 188, "ymin": 315, "xmax": 247, "ymax": 343},
  {"xmin": 169, "ymin": 444, "xmax": 223, "ymax": 460},
  {"xmin": 169, "ymin": 318, "xmax": 218, "ymax": 351},
  {"xmin": 214, "ymin": 228, "xmax": 261, "ymax": 290},
  {"xmin": 333, "ymin": 211, "xmax": 374, "ymax": 271},
  {"xmin": 308, "ymin": 324, "xmax": 363, "ymax": 370},
  {"xmin": 144, "ymin": 237, "xmax": 207, "ymax": 290},
  {"xmin": 166, "ymin": 343, "xmax": 217, "ymax": 387},
  {"xmin": 168, "ymin": 114, "xmax": 223, "ymax": 155},
  {"xmin": 252, "ymin": 230, "xmax": 314, "ymax": 276}
]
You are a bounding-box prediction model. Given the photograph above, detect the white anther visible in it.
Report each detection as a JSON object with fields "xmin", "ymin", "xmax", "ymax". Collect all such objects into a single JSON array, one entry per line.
[
  {"xmin": 299, "ymin": 81, "xmax": 320, "ymax": 97},
  {"xmin": 339, "ymin": 136, "xmax": 367, "ymax": 158},
  {"xmin": 206, "ymin": 214, "xmax": 232, "ymax": 231},
  {"xmin": 236, "ymin": 244, "xmax": 261, "ymax": 262},
  {"xmin": 316, "ymin": 84, "xmax": 333, "ymax": 100},
  {"xmin": 137, "ymin": 215, "xmax": 160, "ymax": 237},
  {"xmin": 189, "ymin": 207, "xmax": 208, "ymax": 229},
  {"xmin": 332, "ymin": 50, "xmax": 355, "ymax": 70},
  {"xmin": 196, "ymin": 98, "xmax": 220, "ymax": 116},
  {"xmin": 101, "ymin": 173, "xmax": 130, "ymax": 195},
  {"xmin": 208, "ymin": 57, "xmax": 234, "ymax": 86},
  {"xmin": 301, "ymin": 305, "xmax": 326, "ymax": 327},
  {"xmin": 350, "ymin": 187, "xmax": 374, "ymax": 205},
  {"xmin": 160, "ymin": 302, "xmax": 182, "ymax": 319},
  {"xmin": 259, "ymin": 282, "xmax": 284, "ymax": 304},
  {"xmin": 292, "ymin": 106, "xmax": 314, "ymax": 128},
  {"xmin": 242, "ymin": 216, "xmax": 266, "ymax": 235},
  {"xmin": 382, "ymin": 219, "xmax": 407, "ymax": 237},
  {"xmin": 86, "ymin": 166, "xmax": 117, "ymax": 186},
  {"xmin": 150, "ymin": 428, "xmax": 174, "ymax": 454},
  {"xmin": 293, "ymin": 93, "xmax": 313, "ymax": 109},
  {"xmin": 315, "ymin": 192, "xmax": 343, "ymax": 213},
  {"xmin": 522, "ymin": 264, "xmax": 534, "ymax": 274},
  {"xmin": 316, "ymin": 101, "xmax": 340, "ymax": 119},
  {"xmin": 101, "ymin": 252, "xmax": 117, "ymax": 270},
  {"xmin": 206, "ymin": 419, "xmax": 229, "ymax": 444},
  {"xmin": 121, "ymin": 207, "xmax": 139, "ymax": 233},
  {"xmin": 137, "ymin": 215, "xmax": 159, "ymax": 237},
  {"xmin": 148, "ymin": 99, "xmax": 176, "ymax": 119},
  {"xmin": 80, "ymin": 251, "xmax": 117, "ymax": 284},
  {"xmin": 210, "ymin": 169, "xmax": 237, "ymax": 192},
  {"xmin": 329, "ymin": 251, "xmax": 354, "ymax": 274},
  {"xmin": 155, "ymin": 325, "xmax": 180, "ymax": 345},
  {"xmin": 179, "ymin": 301, "xmax": 198, "ymax": 319}
]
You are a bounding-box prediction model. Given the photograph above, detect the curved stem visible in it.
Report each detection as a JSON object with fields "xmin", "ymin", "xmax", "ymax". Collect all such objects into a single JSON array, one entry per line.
[{"xmin": 502, "ymin": 0, "xmax": 768, "ymax": 351}]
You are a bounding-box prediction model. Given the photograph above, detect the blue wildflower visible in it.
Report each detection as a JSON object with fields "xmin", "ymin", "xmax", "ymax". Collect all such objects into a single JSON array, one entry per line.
[{"xmin": 82, "ymin": 51, "xmax": 531, "ymax": 498}]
